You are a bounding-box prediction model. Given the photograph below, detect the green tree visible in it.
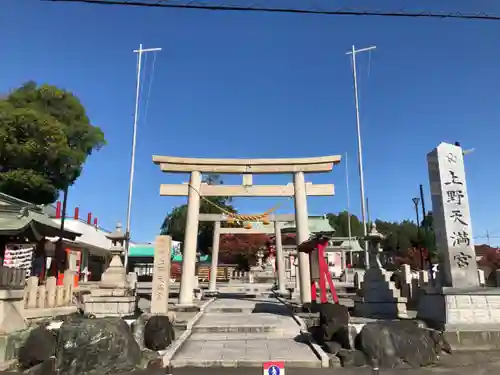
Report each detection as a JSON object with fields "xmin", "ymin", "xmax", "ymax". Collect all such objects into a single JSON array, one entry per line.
[
  {"xmin": 327, "ymin": 211, "xmax": 431, "ymax": 259},
  {"xmin": 326, "ymin": 211, "xmax": 365, "ymax": 238},
  {"xmin": 160, "ymin": 174, "xmax": 237, "ymax": 254},
  {"xmin": 0, "ymin": 82, "xmax": 105, "ymax": 204}
]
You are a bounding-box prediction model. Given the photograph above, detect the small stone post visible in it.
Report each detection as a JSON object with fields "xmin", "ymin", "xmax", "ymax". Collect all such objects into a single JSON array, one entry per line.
[{"xmin": 274, "ymin": 222, "xmax": 287, "ymax": 295}]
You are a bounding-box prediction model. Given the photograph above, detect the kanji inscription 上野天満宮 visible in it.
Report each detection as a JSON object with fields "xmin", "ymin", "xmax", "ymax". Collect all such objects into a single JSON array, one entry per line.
[
  {"xmin": 443, "ymin": 156, "xmax": 471, "ymax": 251},
  {"xmin": 427, "ymin": 142, "xmax": 479, "ymax": 288}
]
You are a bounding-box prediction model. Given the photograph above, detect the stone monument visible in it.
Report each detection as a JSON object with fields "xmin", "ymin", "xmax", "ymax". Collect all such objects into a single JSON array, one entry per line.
[
  {"xmin": 354, "ymin": 224, "xmax": 408, "ymax": 318},
  {"xmin": 83, "ymin": 223, "xmax": 136, "ymax": 317},
  {"xmin": 418, "ymin": 143, "xmax": 500, "ymax": 344},
  {"xmin": 151, "ymin": 235, "xmax": 172, "ymax": 315}
]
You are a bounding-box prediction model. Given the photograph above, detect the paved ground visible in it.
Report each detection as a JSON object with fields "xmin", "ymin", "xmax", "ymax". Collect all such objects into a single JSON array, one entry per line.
[
  {"xmin": 169, "ymin": 366, "xmax": 498, "ymax": 375},
  {"xmin": 170, "ymin": 296, "xmax": 321, "ymax": 368},
  {"xmin": 170, "ymin": 351, "xmax": 500, "ymax": 374}
]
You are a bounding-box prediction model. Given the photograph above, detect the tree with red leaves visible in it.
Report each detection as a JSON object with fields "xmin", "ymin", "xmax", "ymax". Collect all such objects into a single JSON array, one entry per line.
[
  {"xmin": 219, "ymin": 233, "xmax": 271, "ymax": 269},
  {"xmin": 393, "ymin": 247, "xmax": 429, "ymax": 270},
  {"xmin": 170, "ymin": 262, "xmax": 182, "ymax": 281},
  {"xmin": 478, "ymin": 247, "xmax": 500, "ymax": 270}
]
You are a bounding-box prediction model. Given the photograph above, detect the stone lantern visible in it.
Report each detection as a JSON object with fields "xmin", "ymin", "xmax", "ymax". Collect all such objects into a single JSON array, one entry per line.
[
  {"xmin": 354, "ymin": 223, "xmax": 408, "ymax": 319},
  {"xmin": 100, "ymin": 222, "xmax": 128, "ymax": 289},
  {"xmin": 366, "ymin": 223, "xmax": 385, "ymax": 270},
  {"xmin": 256, "ymin": 249, "xmax": 265, "ymax": 268}
]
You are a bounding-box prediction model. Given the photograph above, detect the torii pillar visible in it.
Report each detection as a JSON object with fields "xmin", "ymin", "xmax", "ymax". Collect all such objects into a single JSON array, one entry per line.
[
  {"xmin": 178, "ymin": 171, "xmax": 202, "ymax": 305},
  {"xmin": 208, "ymin": 221, "xmax": 221, "ymax": 293},
  {"xmin": 294, "ymin": 171, "xmax": 312, "ymax": 304}
]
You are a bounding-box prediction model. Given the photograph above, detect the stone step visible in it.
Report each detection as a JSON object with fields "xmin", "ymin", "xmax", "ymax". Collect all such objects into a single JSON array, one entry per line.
[
  {"xmin": 189, "ymin": 332, "xmax": 293, "ymax": 340},
  {"xmin": 170, "ymin": 358, "xmax": 323, "ymax": 368},
  {"xmin": 170, "ymin": 338, "xmax": 322, "ymax": 368},
  {"xmin": 192, "ymin": 324, "xmax": 284, "ymax": 333},
  {"xmin": 206, "ymin": 307, "xmax": 255, "ymax": 313}
]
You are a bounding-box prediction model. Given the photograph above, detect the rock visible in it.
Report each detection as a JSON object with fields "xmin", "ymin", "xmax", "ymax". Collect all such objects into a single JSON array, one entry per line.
[
  {"xmin": 308, "ymin": 326, "xmax": 323, "ymax": 343},
  {"xmin": 138, "ymin": 349, "xmax": 162, "ymax": 369},
  {"xmin": 329, "ymin": 355, "xmax": 341, "ymax": 368},
  {"xmin": 332, "ymin": 325, "xmax": 357, "ymax": 349},
  {"xmin": 24, "ymin": 358, "xmax": 56, "ymax": 375},
  {"xmin": 337, "ymin": 349, "xmax": 368, "ymax": 367},
  {"xmin": 318, "ymin": 303, "xmax": 349, "ymax": 342},
  {"xmin": 18, "ymin": 327, "xmax": 56, "ymax": 369},
  {"xmin": 144, "ymin": 315, "xmax": 175, "ymax": 351},
  {"xmin": 146, "ymin": 357, "xmax": 164, "ymax": 369},
  {"xmin": 323, "ymin": 341, "xmax": 341, "ymax": 355},
  {"xmin": 55, "ymin": 317, "xmax": 141, "ymax": 375},
  {"xmin": 132, "ymin": 313, "xmax": 151, "ymax": 350},
  {"xmin": 357, "ymin": 320, "xmax": 449, "ymax": 369}
]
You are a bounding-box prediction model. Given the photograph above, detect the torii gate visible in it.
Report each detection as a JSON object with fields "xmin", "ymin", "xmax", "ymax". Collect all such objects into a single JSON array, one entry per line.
[
  {"xmin": 153, "ymin": 155, "xmax": 341, "ymax": 306},
  {"xmin": 198, "ymin": 213, "xmax": 296, "ymax": 295}
]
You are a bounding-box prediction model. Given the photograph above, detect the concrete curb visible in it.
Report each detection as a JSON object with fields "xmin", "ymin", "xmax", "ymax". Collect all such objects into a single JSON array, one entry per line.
[
  {"xmin": 162, "ymin": 297, "xmax": 216, "ymax": 367},
  {"xmin": 273, "ymin": 292, "xmax": 330, "ymax": 368}
]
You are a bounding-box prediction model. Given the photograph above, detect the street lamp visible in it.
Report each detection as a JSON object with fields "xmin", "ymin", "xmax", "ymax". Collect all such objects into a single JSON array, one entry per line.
[{"xmin": 412, "ymin": 197, "xmax": 424, "ymax": 269}]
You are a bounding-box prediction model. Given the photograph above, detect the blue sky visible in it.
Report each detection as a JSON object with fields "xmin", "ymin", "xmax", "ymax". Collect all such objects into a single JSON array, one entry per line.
[{"xmin": 2, "ymin": 0, "xmax": 500, "ymax": 245}]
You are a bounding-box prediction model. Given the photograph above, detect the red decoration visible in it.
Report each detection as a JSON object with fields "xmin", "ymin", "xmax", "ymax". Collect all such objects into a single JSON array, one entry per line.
[{"xmin": 300, "ymin": 237, "xmax": 339, "ymax": 304}]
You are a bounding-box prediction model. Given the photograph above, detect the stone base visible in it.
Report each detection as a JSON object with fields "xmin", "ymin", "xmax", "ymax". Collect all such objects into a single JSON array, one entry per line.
[
  {"xmin": 0, "ymin": 327, "xmax": 33, "ymax": 362},
  {"xmin": 443, "ymin": 330, "xmax": 500, "ymax": 351},
  {"xmin": 353, "ymin": 296, "xmax": 408, "ymax": 319},
  {"xmin": 0, "ymin": 289, "xmax": 27, "ymax": 334},
  {"xmin": 353, "ymin": 267, "xmax": 408, "ymax": 319},
  {"xmin": 203, "ymin": 290, "xmax": 219, "ymax": 298},
  {"xmin": 23, "ymin": 306, "xmax": 78, "ymax": 320},
  {"xmin": 83, "ymin": 290, "xmax": 136, "ymax": 317},
  {"xmin": 253, "ymin": 271, "xmax": 276, "ymax": 284},
  {"xmin": 172, "ymin": 304, "xmax": 200, "ymax": 312},
  {"xmin": 417, "ymin": 287, "xmax": 500, "ymax": 333}
]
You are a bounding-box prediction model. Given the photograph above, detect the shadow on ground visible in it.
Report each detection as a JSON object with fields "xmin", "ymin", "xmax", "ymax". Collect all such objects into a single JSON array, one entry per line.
[{"xmin": 252, "ymin": 302, "xmax": 291, "ymax": 316}]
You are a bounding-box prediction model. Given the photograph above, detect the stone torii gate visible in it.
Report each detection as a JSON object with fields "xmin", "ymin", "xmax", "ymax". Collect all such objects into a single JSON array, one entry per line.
[
  {"xmin": 153, "ymin": 155, "xmax": 341, "ymax": 306},
  {"xmin": 198, "ymin": 213, "xmax": 297, "ymax": 296}
]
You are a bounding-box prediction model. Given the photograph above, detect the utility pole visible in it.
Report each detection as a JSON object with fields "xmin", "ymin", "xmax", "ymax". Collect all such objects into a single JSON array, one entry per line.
[
  {"xmin": 345, "ymin": 152, "xmax": 351, "ymax": 268},
  {"xmin": 345, "ymin": 152, "xmax": 352, "ymax": 242},
  {"xmin": 124, "ymin": 44, "xmax": 162, "ymax": 271},
  {"xmin": 346, "ymin": 44, "xmax": 376, "ymax": 269},
  {"xmin": 366, "ymin": 197, "xmax": 371, "ymax": 232},
  {"xmin": 420, "ymin": 184, "xmax": 433, "ymax": 276},
  {"xmin": 487, "ymin": 230, "xmax": 491, "ymax": 246}
]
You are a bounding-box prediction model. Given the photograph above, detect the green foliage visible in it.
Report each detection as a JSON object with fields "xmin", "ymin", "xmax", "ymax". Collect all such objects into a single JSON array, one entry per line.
[
  {"xmin": 327, "ymin": 210, "xmax": 438, "ymax": 266},
  {"xmin": 0, "ymin": 82, "xmax": 105, "ymax": 204},
  {"xmin": 160, "ymin": 174, "xmax": 236, "ymax": 254},
  {"xmin": 326, "ymin": 211, "xmax": 364, "ymax": 238}
]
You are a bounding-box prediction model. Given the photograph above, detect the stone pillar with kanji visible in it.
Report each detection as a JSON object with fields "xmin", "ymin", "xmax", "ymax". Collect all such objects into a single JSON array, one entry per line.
[
  {"xmin": 427, "ymin": 142, "xmax": 478, "ymax": 288},
  {"xmin": 416, "ymin": 143, "xmax": 500, "ymax": 337}
]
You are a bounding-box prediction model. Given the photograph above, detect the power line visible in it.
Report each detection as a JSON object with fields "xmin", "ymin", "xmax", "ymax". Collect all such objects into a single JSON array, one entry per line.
[{"xmin": 45, "ymin": 0, "xmax": 500, "ymax": 21}]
